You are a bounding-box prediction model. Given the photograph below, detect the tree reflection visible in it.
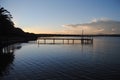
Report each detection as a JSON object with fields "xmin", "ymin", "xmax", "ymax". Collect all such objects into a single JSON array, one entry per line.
[{"xmin": 0, "ymin": 44, "xmax": 21, "ymax": 77}]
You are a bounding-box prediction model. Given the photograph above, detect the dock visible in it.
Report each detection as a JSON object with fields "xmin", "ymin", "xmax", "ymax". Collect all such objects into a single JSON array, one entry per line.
[{"xmin": 37, "ymin": 37, "xmax": 93, "ymax": 44}]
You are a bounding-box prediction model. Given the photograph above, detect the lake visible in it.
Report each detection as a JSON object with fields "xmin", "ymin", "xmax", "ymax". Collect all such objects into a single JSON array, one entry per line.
[{"xmin": 0, "ymin": 37, "xmax": 120, "ymax": 80}]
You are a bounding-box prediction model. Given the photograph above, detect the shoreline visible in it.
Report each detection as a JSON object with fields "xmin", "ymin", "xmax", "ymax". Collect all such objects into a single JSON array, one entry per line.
[{"xmin": 0, "ymin": 36, "xmax": 37, "ymax": 48}]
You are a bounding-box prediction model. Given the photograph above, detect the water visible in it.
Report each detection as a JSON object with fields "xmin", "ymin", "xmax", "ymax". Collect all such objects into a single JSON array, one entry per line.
[{"xmin": 0, "ymin": 37, "xmax": 120, "ymax": 80}]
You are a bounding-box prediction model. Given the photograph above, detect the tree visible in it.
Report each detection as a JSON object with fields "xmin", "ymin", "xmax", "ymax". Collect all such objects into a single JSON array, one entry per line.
[
  {"xmin": 0, "ymin": 6, "xmax": 37, "ymax": 39},
  {"xmin": 0, "ymin": 7, "xmax": 15, "ymax": 35}
]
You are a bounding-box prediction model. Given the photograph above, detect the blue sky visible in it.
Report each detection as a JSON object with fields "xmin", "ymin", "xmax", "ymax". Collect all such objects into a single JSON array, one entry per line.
[{"xmin": 1, "ymin": 0, "xmax": 120, "ymax": 34}]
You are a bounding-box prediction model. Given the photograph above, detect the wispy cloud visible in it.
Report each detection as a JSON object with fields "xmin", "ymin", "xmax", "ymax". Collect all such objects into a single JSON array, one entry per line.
[{"xmin": 62, "ymin": 18, "xmax": 120, "ymax": 34}]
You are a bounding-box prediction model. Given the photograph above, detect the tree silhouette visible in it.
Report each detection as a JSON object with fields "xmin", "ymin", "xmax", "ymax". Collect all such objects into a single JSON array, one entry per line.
[
  {"xmin": 0, "ymin": 7, "xmax": 27, "ymax": 37},
  {"xmin": 0, "ymin": 7, "xmax": 15, "ymax": 35},
  {"xmin": 0, "ymin": 6, "xmax": 37, "ymax": 44}
]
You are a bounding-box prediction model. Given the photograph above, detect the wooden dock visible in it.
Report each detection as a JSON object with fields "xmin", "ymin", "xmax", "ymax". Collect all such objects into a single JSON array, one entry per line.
[{"xmin": 37, "ymin": 37, "xmax": 93, "ymax": 44}]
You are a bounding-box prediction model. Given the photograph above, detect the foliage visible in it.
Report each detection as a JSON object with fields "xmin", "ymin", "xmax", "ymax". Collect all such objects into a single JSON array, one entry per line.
[{"xmin": 0, "ymin": 7, "xmax": 25, "ymax": 36}]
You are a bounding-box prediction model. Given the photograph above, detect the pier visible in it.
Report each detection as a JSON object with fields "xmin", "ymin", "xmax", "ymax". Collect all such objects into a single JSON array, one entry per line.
[{"xmin": 37, "ymin": 37, "xmax": 93, "ymax": 44}]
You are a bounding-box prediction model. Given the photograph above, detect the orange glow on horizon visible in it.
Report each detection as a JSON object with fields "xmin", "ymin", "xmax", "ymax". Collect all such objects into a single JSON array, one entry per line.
[{"xmin": 23, "ymin": 27, "xmax": 57, "ymax": 34}]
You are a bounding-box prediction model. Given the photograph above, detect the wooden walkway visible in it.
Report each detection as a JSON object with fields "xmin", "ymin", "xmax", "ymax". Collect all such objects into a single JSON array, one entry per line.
[{"xmin": 37, "ymin": 37, "xmax": 93, "ymax": 44}]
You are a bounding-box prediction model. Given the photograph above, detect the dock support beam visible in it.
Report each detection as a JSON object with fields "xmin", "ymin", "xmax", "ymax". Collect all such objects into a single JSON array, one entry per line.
[
  {"xmin": 63, "ymin": 39, "xmax": 64, "ymax": 44},
  {"xmin": 72, "ymin": 40, "xmax": 74, "ymax": 44},
  {"xmin": 68, "ymin": 40, "xmax": 69, "ymax": 44},
  {"xmin": 44, "ymin": 39, "xmax": 46, "ymax": 44},
  {"xmin": 53, "ymin": 39, "xmax": 55, "ymax": 44}
]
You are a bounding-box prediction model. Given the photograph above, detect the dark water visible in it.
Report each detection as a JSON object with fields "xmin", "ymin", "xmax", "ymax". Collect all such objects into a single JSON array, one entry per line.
[{"xmin": 0, "ymin": 37, "xmax": 120, "ymax": 80}]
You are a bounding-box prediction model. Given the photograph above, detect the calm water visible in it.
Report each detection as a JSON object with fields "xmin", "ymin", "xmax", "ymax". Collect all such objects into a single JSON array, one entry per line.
[{"xmin": 0, "ymin": 37, "xmax": 120, "ymax": 80}]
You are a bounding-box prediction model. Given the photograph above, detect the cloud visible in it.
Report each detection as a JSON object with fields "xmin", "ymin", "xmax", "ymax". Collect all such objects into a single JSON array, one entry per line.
[
  {"xmin": 91, "ymin": 18, "xmax": 112, "ymax": 22},
  {"xmin": 62, "ymin": 18, "xmax": 120, "ymax": 34}
]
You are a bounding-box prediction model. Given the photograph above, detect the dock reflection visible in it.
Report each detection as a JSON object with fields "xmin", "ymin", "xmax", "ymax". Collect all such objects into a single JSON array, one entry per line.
[{"xmin": 0, "ymin": 44, "xmax": 21, "ymax": 77}]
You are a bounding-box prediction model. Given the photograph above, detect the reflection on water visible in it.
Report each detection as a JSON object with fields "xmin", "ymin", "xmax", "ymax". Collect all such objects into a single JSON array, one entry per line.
[
  {"xmin": 0, "ymin": 37, "xmax": 120, "ymax": 80},
  {"xmin": 0, "ymin": 44, "xmax": 21, "ymax": 78}
]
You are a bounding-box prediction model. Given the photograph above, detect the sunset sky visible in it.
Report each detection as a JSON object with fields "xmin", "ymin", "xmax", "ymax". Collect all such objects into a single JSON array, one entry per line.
[{"xmin": 1, "ymin": 0, "xmax": 120, "ymax": 34}]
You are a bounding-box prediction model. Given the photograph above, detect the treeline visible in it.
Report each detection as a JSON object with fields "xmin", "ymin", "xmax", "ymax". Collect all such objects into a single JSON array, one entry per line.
[
  {"xmin": 0, "ymin": 7, "xmax": 37, "ymax": 47},
  {"xmin": 36, "ymin": 33, "xmax": 120, "ymax": 37}
]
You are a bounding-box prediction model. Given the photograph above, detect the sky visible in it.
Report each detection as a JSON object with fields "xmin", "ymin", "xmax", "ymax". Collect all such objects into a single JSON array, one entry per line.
[{"xmin": 0, "ymin": 0, "xmax": 120, "ymax": 34}]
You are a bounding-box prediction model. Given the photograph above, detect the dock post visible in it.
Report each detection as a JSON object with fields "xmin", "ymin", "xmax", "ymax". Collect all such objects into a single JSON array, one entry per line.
[
  {"xmin": 68, "ymin": 39, "xmax": 69, "ymax": 44},
  {"xmin": 91, "ymin": 39, "xmax": 93, "ymax": 44},
  {"xmin": 53, "ymin": 39, "xmax": 55, "ymax": 44},
  {"xmin": 63, "ymin": 39, "xmax": 64, "ymax": 44},
  {"xmin": 44, "ymin": 39, "xmax": 46, "ymax": 44},
  {"xmin": 81, "ymin": 39, "xmax": 84, "ymax": 44},
  {"xmin": 72, "ymin": 40, "xmax": 74, "ymax": 44}
]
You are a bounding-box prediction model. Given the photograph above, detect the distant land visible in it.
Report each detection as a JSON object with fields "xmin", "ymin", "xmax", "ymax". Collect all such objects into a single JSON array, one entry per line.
[{"xmin": 36, "ymin": 34, "xmax": 120, "ymax": 37}]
